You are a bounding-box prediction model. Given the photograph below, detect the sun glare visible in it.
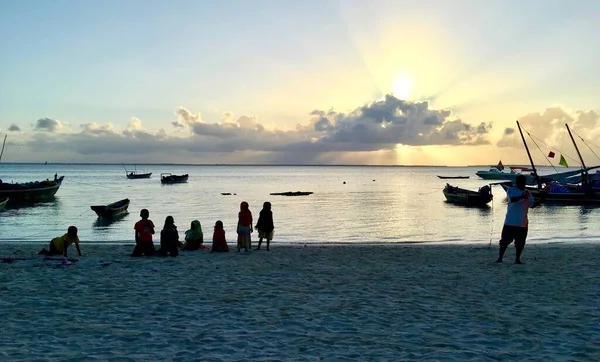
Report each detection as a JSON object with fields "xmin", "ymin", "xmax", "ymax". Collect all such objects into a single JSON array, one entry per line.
[{"xmin": 393, "ymin": 77, "xmax": 413, "ymax": 100}]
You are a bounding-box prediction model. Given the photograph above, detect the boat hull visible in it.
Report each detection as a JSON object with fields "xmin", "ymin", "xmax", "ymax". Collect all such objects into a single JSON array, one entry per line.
[
  {"xmin": 437, "ymin": 176, "xmax": 470, "ymax": 179},
  {"xmin": 443, "ymin": 184, "xmax": 493, "ymax": 206},
  {"xmin": 90, "ymin": 198, "xmax": 130, "ymax": 218},
  {"xmin": 499, "ymin": 183, "xmax": 600, "ymax": 204},
  {"xmin": 0, "ymin": 176, "xmax": 64, "ymax": 204},
  {"xmin": 127, "ymin": 173, "xmax": 152, "ymax": 179},
  {"xmin": 161, "ymin": 174, "xmax": 188, "ymax": 184}
]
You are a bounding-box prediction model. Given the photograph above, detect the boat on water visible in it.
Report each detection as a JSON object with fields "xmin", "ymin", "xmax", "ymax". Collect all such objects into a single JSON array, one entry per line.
[
  {"xmin": 437, "ymin": 175, "xmax": 470, "ymax": 179},
  {"xmin": 0, "ymin": 197, "xmax": 7, "ymax": 210},
  {"xmin": 90, "ymin": 198, "xmax": 130, "ymax": 218},
  {"xmin": 499, "ymin": 182, "xmax": 600, "ymax": 204},
  {"xmin": 501, "ymin": 121, "xmax": 600, "ymax": 205},
  {"xmin": 0, "ymin": 175, "xmax": 65, "ymax": 204},
  {"xmin": 126, "ymin": 171, "xmax": 152, "ymax": 179},
  {"xmin": 476, "ymin": 164, "xmax": 599, "ymax": 185},
  {"xmin": 161, "ymin": 173, "xmax": 189, "ymax": 184},
  {"xmin": 476, "ymin": 165, "xmax": 534, "ymax": 181},
  {"xmin": 443, "ymin": 184, "xmax": 493, "ymax": 206}
]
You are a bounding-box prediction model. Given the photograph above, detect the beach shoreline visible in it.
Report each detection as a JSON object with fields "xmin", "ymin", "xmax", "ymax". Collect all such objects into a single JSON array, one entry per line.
[{"xmin": 1, "ymin": 243, "xmax": 598, "ymax": 360}]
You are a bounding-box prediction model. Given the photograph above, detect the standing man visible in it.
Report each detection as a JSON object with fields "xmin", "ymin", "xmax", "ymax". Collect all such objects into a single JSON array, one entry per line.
[{"xmin": 496, "ymin": 175, "xmax": 537, "ymax": 264}]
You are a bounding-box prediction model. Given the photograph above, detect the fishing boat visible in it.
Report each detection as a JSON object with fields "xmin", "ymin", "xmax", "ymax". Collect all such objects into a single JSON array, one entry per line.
[
  {"xmin": 443, "ymin": 184, "xmax": 493, "ymax": 206},
  {"xmin": 126, "ymin": 171, "xmax": 152, "ymax": 179},
  {"xmin": 0, "ymin": 197, "xmax": 7, "ymax": 210},
  {"xmin": 0, "ymin": 175, "xmax": 65, "ymax": 203},
  {"xmin": 161, "ymin": 173, "xmax": 189, "ymax": 184},
  {"xmin": 503, "ymin": 121, "xmax": 600, "ymax": 205},
  {"xmin": 499, "ymin": 182, "xmax": 600, "ymax": 204},
  {"xmin": 90, "ymin": 198, "xmax": 130, "ymax": 218},
  {"xmin": 437, "ymin": 176, "xmax": 470, "ymax": 179}
]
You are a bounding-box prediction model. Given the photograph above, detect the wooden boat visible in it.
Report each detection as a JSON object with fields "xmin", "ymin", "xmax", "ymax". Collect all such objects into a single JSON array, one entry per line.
[
  {"xmin": 126, "ymin": 171, "xmax": 152, "ymax": 179},
  {"xmin": 270, "ymin": 191, "xmax": 314, "ymax": 196},
  {"xmin": 161, "ymin": 173, "xmax": 189, "ymax": 184},
  {"xmin": 443, "ymin": 184, "xmax": 493, "ymax": 206},
  {"xmin": 0, "ymin": 175, "xmax": 64, "ymax": 203},
  {"xmin": 437, "ymin": 176, "xmax": 470, "ymax": 179},
  {"xmin": 499, "ymin": 182, "xmax": 600, "ymax": 204},
  {"xmin": 90, "ymin": 198, "xmax": 130, "ymax": 218},
  {"xmin": 0, "ymin": 197, "xmax": 8, "ymax": 210}
]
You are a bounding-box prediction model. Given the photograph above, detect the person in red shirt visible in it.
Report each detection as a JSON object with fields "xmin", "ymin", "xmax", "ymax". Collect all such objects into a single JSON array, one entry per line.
[
  {"xmin": 237, "ymin": 201, "xmax": 253, "ymax": 252},
  {"xmin": 211, "ymin": 220, "xmax": 229, "ymax": 252},
  {"xmin": 131, "ymin": 209, "xmax": 156, "ymax": 257}
]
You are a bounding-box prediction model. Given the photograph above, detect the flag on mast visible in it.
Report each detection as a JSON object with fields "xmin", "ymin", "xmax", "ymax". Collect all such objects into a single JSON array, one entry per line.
[
  {"xmin": 548, "ymin": 151, "xmax": 555, "ymax": 158},
  {"xmin": 559, "ymin": 155, "xmax": 568, "ymax": 167}
]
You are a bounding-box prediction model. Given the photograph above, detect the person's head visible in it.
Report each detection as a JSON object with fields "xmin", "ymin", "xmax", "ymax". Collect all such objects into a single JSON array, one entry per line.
[
  {"xmin": 240, "ymin": 201, "xmax": 249, "ymax": 211},
  {"xmin": 164, "ymin": 215, "xmax": 175, "ymax": 229},
  {"xmin": 215, "ymin": 220, "xmax": 223, "ymax": 230},
  {"xmin": 67, "ymin": 226, "xmax": 78, "ymax": 237},
  {"xmin": 515, "ymin": 175, "xmax": 526, "ymax": 190},
  {"xmin": 191, "ymin": 220, "xmax": 201, "ymax": 230},
  {"xmin": 262, "ymin": 201, "xmax": 271, "ymax": 211},
  {"xmin": 140, "ymin": 209, "xmax": 149, "ymax": 220}
]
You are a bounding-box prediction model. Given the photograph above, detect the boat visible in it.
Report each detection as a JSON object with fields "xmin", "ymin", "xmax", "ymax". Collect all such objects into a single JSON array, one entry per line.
[
  {"xmin": 123, "ymin": 163, "xmax": 151, "ymax": 179},
  {"xmin": 499, "ymin": 182, "xmax": 600, "ymax": 204},
  {"xmin": 443, "ymin": 184, "xmax": 493, "ymax": 206},
  {"xmin": 502, "ymin": 121, "xmax": 600, "ymax": 205},
  {"xmin": 0, "ymin": 174, "xmax": 65, "ymax": 203},
  {"xmin": 161, "ymin": 173, "xmax": 188, "ymax": 184},
  {"xmin": 437, "ymin": 176, "xmax": 470, "ymax": 179},
  {"xmin": 0, "ymin": 197, "xmax": 7, "ymax": 210},
  {"xmin": 126, "ymin": 171, "xmax": 152, "ymax": 179},
  {"xmin": 128, "ymin": 172, "xmax": 152, "ymax": 179},
  {"xmin": 90, "ymin": 198, "xmax": 130, "ymax": 218}
]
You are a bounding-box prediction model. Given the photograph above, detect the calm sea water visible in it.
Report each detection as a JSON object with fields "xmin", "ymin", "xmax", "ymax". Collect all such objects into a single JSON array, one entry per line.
[{"xmin": 0, "ymin": 164, "xmax": 597, "ymax": 246}]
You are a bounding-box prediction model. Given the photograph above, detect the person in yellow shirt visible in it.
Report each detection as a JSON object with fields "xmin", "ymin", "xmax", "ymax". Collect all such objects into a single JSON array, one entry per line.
[{"xmin": 38, "ymin": 226, "xmax": 82, "ymax": 257}]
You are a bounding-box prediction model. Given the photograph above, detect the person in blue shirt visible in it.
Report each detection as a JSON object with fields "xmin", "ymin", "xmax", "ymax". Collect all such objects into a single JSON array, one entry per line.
[{"xmin": 496, "ymin": 175, "xmax": 538, "ymax": 264}]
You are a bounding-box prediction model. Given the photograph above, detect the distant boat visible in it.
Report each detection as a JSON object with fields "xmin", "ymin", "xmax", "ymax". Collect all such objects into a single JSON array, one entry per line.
[
  {"xmin": 443, "ymin": 184, "xmax": 493, "ymax": 206},
  {"xmin": 0, "ymin": 197, "xmax": 8, "ymax": 210},
  {"xmin": 90, "ymin": 198, "xmax": 130, "ymax": 218},
  {"xmin": 437, "ymin": 176, "xmax": 470, "ymax": 179},
  {"xmin": 161, "ymin": 173, "xmax": 188, "ymax": 184},
  {"xmin": 0, "ymin": 175, "xmax": 65, "ymax": 204},
  {"xmin": 499, "ymin": 182, "xmax": 600, "ymax": 205},
  {"xmin": 126, "ymin": 171, "xmax": 152, "ymax": 179}
]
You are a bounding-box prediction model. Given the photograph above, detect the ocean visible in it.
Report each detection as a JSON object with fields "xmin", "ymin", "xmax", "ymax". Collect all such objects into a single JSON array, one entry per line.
[{"xmin": 0, "ymin": 163, "xmax": 597, "ymax": 247}]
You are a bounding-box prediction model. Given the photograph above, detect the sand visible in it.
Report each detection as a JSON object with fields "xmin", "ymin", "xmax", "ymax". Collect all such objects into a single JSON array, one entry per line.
[{"xmin": 0, "ymin": 242, "xmax": 598, "ymax": 361}]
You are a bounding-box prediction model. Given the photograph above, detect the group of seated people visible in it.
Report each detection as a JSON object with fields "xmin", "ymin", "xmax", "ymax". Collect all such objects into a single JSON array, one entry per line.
[{"xmin": 38, "ymin": 202, "xmax": 275, "ymax": 258}]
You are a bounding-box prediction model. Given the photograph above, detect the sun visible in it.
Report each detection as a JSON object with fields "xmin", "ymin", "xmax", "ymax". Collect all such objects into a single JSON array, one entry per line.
[{"xmin": 392, "ymin": 77, "xmax": 413, "ymax": 100}]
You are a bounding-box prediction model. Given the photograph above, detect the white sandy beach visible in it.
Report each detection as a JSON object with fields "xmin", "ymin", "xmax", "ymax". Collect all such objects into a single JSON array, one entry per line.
[{"xmin": 0, "ymin": 243, "xmax": 598, "ymax": 361}]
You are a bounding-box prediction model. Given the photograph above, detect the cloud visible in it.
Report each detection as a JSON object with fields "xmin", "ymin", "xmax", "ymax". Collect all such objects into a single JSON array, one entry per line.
[
  {"xmin": 497, "ymin": 107, "xmax": 600, "ymax": 148},
  {"xmin": 172, "ymin": 107, "xmax": 202, "ymax": 129},
  {"xmin": 17, "ymin": 94, "xmax": 493, "ymax": 163},
  {"xmin": 8, "ymin": 124, "xmax": 20, "ymax": 132},
  {"xmin": 35, "ymin": 117, "xmax": 66, "ymax": 132}
]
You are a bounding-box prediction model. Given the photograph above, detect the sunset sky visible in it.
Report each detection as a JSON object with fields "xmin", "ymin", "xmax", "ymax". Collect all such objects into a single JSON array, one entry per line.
[{"xmin": 2, "ymin": 0, "xmax": 600, "ymax": 166}]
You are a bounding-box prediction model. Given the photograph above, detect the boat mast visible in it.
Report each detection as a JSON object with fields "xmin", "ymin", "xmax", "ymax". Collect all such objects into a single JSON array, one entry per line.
[
  {"xmin": 0, "ymin": 134, "xmax": 6, "ymax": 164},
  {"xmin": 516, "ymin": 120, "xmax": 541, "ymax": 189},
  {"xmin": 565, "ymin": 123, "xmax": 587, "ymax": 169}
]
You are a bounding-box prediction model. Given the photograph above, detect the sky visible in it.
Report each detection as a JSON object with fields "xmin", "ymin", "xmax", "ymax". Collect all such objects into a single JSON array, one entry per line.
[{"xmin": 2, "ymin": 0, "xmax": 600, "ymax": 166}]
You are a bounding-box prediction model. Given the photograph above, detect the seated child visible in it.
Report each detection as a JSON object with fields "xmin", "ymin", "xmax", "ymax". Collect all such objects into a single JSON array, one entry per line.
[
  {"xmin": 157, "ymin": 216, "xmax": 179, "ymax": 257},
  {"xmin": 181, "ymin": 220, "xmax": 204, "ymax": 251},
  {"xmin": 211, "ymin": 220, "xmax": 229, "ymax": 252}
]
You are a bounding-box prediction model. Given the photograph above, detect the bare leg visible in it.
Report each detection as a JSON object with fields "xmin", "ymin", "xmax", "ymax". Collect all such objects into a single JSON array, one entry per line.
[
  {"xmin": 266, "ymin": 239, "xmax": 270, "ymax": 251},
  {"xmin": 256, "ymin": 238, "xmax": 263, "ymax": 250},
  {"xmin": 515, "ymin": 244, "xmax": 524, "ymax": 264},
  {"xmin": 496, "ymin": 243, "xmax": 508, "ymax": 263}
]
